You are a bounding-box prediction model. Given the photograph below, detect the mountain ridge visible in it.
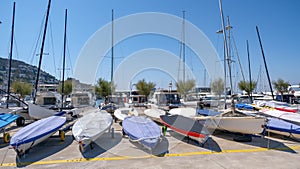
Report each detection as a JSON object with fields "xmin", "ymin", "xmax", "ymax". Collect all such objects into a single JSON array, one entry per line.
[{"xmin": 0, "ymin": 57, "xmax": 59, "ymax": 86}]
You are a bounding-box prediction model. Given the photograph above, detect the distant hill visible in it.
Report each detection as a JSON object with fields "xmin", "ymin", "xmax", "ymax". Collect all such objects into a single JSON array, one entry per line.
[{"xmin": 0, "ymin": 57, "xmax": 59, "ymax": 86}]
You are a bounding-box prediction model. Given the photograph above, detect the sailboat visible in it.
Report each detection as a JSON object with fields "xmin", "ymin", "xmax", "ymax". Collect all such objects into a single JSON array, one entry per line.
[
  {"xmin": 97, "ymin": 10, "xmax": 138, "ymax": 122},
  {"xmin": 0, "ymin": 4, "xmax": 22, "ymax": 143},
  {"xmin": 191, "ymin": 1, "xmax": 266, "ymax": 138},
  {"xmin": 25, "ymin": 0, "xmax": 57, "ymax": 120},
  {"xmin": 72, "ymin": 10, "xmax": 113, "ymax": 152},
  {"xmin": 10, "ymin": 4, "xmax": 67, "ymax": 157}
]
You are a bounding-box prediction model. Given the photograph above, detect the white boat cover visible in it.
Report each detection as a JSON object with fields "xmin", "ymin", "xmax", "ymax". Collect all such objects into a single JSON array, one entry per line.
[
  {"xmin": 261, "ymin": 108, "xmax": 300, "ymax": 126},
  {"xmin": 72, "ymin": 110, "xmax": 113, "ymax": 142},
  {"xmin": 144, "ymin": 108, "xmax": 165, "ymax": 121},
  {"xmin": 168, "ymin": 107, "xmax": 197, "ymax": 117}
]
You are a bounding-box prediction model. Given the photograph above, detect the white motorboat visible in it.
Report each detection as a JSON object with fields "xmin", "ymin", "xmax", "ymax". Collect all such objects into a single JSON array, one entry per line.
[
  {"xmin": 114, "ymin": 107, "xmax": 138, "ymax": 121},
  {"xmin": 144, "ymin": 108, "xmax": 166, "ymax": 122}
]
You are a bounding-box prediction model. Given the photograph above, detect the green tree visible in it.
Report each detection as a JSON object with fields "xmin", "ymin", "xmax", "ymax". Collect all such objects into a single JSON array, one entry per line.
[
  {"xmin": 211, "ymin": 78, "xmax": 224, "ymax": 99},
  {"xmin": 11, "ymin": 80, "xmax": 32, "ymax": 98},
  {"xmin": 135, "ymin": 79, "xmax": 156, "ymax": 97},
  {"xmin": 238, "ymin": 80, "xmax": 257, "ymax": 102},
  {"xmin": 94, "ymin": 78, "xmax": 115, "ymax": 98},
  {"xmin": 238, "ymin": 80, "xmax": 257, "ymax": 94},
  {"xmin": 273, "ymin": 78, "xmax": 289, "ymax": 101},
  {"xmin": 176, "ymin": 79, "xmax": 196, "ymax": 101},
  {"xmin": 58, "ymin": 80, "xmax": 73, "ymax": 96}
]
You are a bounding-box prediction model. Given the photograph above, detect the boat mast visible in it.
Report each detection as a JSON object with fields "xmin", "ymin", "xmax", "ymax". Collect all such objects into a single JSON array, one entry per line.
[
  {"xmin": 61, "ymin": 9, "xmax": 67, "ymax": 110},
  {"xmin": 246, "ymin": 40, "xmax": 253, "ymax": 103},
  {"xmin": 6, "ymin": 2, "xmax": 16, "ymax": 109},
  {"xmin": 110, "ymin": 9, "xmax": 114, "ymax": 90},
  {"xmin": 256, "ymin": 26, "xmax": 274, "ymax": 100},
  {"xmin": 182, "ymin": 10, "xmax": 186, "ymax": 84},
  {"xmin": 33, "ymin": 0, "xmax": 51, "ymax": 104},
  {"xmin": 219, "ymin": 0, "xmax": 234, "ymax": 110}
]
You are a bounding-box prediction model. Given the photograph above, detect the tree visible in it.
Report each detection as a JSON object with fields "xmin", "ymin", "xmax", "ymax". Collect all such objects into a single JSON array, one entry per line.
[
  {"xmin": 211, "ymin": 78, "xmax": 224, "ymax": 99},
  {"xmin": 94, "ymin": 78, "xmax": 115, "ymax": 99},
  {"xmin": 238, "ymin": 80, "xmax": 257, "ymax": 94},
  {"xmin": 135, "ymin": 79, "xmax": 156, "ymax": 97},
  {"xmin": 11, "ymin": 80, "xmax": 32, "ymax": 98},
  {"xmin": 238, "ymin": 80, "xmax": 257, "ymax": 102},
  {"xmin": 176, "ymin": 79, "xmax": 196, "ymax": 101},
  {"xmin": 58, "ymin": 80, "xmax": 73, "ymax": 96},
  {"xmin": 272, "ymin": 78, "xmax": 289, "ymax": 101}
]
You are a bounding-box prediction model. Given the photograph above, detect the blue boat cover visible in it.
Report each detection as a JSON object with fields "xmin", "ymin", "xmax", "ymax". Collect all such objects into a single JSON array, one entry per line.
[
  {"xmin": 196, "ymin": 109, "xmax": 220, "ymax": 116},
  {"xmin": 0, "ymin": 113, "xmax": 19, "ymax": 129},
  {"xmin": 10, "ymin": 115, "xmax": 66, "ymax": 146},
  {"xmin": 235, "ymin": 103, "xmax": 254, "ymax": 110},
  {"xmin": 122, "ymin": 116, "xmax": 161, "ymax": 149},
  {"xmin": 266, "ymin": 117, "xmax": 300, "ymax": 134}
]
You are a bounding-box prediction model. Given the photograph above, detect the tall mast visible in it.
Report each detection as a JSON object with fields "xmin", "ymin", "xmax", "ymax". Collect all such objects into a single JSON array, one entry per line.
[
  {"xmin": 111, "ymin": 9, "xmax": 114, "ymax": 85},
  {"xmin": 33, "ymin": 0, "xmax": 51, "ymax": 104},
  {"xmin": 256, "ymin": 26, "xmax": 274, "ymax": 100},
  {"xmin": 219, "ymin": 0, "xmax": 234, "ymax": 110},
  {"xmin": 6, "ymin": 2, "xmax": 16, "ymax": 108},
  {"xmin": 246, "ymin": 40, "xmax": 253, "ymax": 103},
  {"xmin": 61, "ymin": 9, "xmax": 67, "ymax": 110},
  {"xmin": 182, "ymin": 10, "xmax": 186, "ymax": 84}
]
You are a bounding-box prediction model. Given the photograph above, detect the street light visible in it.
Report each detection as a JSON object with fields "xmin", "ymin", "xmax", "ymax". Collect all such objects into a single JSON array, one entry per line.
[
  {"xmin": 168, "ymin": 81, "xmax": 172, "ymax": 106},
  {"xmin": 168, "ymin": 81, "xmax": 172, "ymax": 92}
]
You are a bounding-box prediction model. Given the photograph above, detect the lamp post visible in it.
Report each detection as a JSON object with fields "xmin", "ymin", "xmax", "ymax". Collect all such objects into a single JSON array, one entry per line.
[
  {"xmin": 169, "ymin": 81, "xmax": 172, "ymax": 105},
  {"xmin": 169, "ymin": 81, "xmax": 172, "ymax": 92}
]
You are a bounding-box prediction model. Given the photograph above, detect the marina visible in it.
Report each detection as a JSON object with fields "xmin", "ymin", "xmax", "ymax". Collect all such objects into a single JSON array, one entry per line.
[
  {"xmin": 1, "ymin": 0, "xmax": 300, "ymax": 168},
  {"xmin": 1, "ymin": 107, "xmax": 300, "ymax": 168}
]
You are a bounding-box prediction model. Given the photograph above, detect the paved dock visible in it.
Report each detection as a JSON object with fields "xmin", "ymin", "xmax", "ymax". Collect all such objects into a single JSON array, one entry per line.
[{"xmin": 1, "ymin": 107, "xmax": 300, "ymax": 168}]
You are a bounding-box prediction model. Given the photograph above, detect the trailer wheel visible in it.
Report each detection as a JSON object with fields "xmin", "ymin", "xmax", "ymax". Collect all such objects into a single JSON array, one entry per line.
[
  {"xmin": 3, "ymin": 133, "xmax": 10, "ymax": 143},
  {"xmin": 16, "ymin": 117, "xmax": 25, "ymax": 127},
  {"xmin": 79, "ymin": 142, "xmax": 85, "ymax": 153},
  {"xmin": 59, "ymin": 130, "xmax": 65, "ymax": 141}
]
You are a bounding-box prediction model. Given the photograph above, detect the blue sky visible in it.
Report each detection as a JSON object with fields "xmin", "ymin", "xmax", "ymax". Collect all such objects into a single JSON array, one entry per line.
[{"xmin": 0, "ymin": 0, "xmax": 299, "ymax": 91}]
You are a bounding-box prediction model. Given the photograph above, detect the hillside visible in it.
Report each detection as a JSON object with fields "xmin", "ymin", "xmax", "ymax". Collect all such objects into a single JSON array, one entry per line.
[{"xmin": 0, "ymin": 57, "xmax": 59, "ymax": 85}]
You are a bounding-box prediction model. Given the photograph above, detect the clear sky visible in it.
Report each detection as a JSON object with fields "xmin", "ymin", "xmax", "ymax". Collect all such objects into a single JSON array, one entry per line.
[{"xmin": 0, "ymin": 0, "xmax": 299, "ymax": 91}]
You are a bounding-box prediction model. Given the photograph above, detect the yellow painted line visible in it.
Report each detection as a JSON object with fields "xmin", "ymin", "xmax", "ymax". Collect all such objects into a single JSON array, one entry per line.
[{"xmin": 1, "ymin": 145, "xmax": 300, "ymax": 167}]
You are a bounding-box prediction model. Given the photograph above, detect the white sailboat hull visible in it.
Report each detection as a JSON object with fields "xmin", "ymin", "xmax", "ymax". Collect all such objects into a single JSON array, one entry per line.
[{"xmin": 195, "ymin": 116, "xmax": 266, "ymax": 134}]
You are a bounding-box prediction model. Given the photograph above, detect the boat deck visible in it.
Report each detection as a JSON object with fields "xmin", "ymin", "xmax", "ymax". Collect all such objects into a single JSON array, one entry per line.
[{"xmin": 1, "ymin": 107, "xmax": 300, "ymax": 168}]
